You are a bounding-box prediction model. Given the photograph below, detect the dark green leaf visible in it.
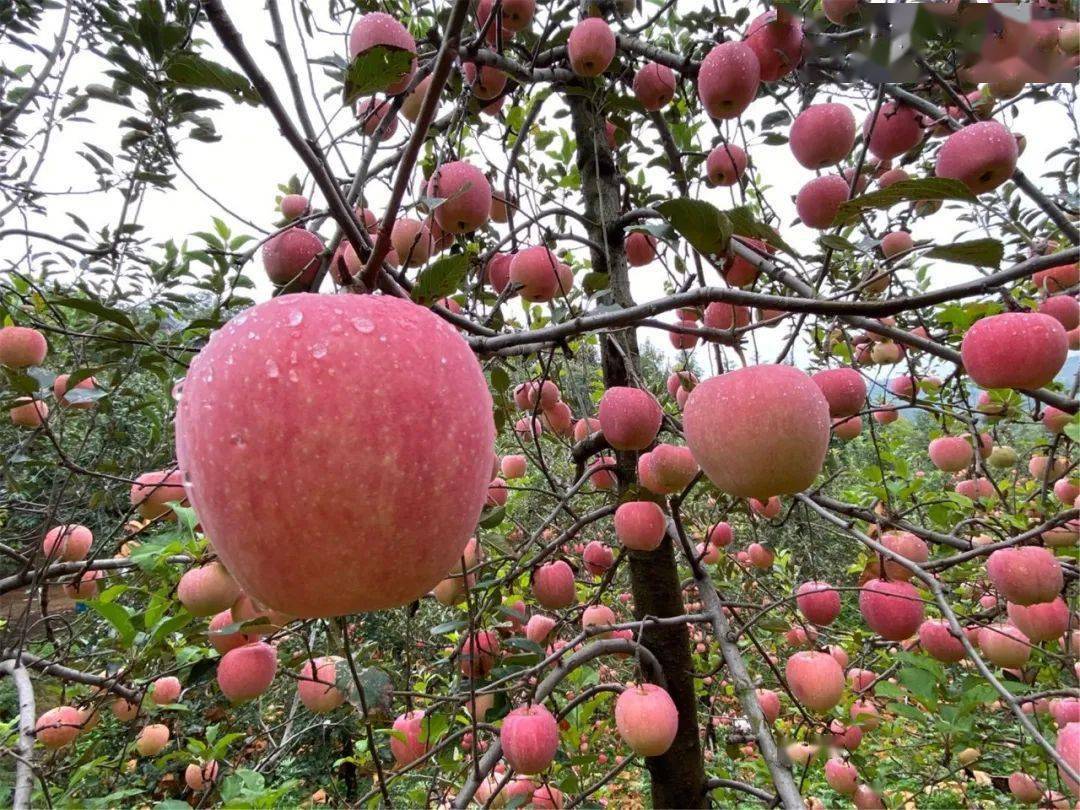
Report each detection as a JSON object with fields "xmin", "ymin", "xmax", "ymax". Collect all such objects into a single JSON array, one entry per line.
[
  {"xmin": 343, "ymin": 46, "xmax": 415, "ymax": 104},
  {"xmin": 49, "ymin": 297, "xmax": 137, "ymax": 332},
  {"xmin": 89, "ymin": 601, "xmax": 136, "ymax": 646},
  {"xmin": 834, "ymin": 178, "xmax": 976, "ymax": 225},
  {"xmin": 656, "ymin": 198, "xmax": 732, "ymax": 258},
  {"xmin": 925, "ymin": 238, "xmax": 1003, "ymax": 268},
  {"xmin": 412, "ymin": 254, "xmax": 470, "ymax": 305},
  {"xmin": 165, "ymin": 54, "xmax": 258, "ymax": 104}
]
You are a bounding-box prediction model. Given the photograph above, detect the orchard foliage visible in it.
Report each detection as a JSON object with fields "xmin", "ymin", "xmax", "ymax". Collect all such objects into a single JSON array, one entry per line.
[{"xmin": 1, "ymin": 0, "xmax": 1078, "ymax": 808}]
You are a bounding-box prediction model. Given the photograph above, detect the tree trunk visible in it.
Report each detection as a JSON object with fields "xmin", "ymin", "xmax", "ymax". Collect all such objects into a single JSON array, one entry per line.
[{"xmin": 569, "ymin": 95, "xmax": 708, "ymax": 810}]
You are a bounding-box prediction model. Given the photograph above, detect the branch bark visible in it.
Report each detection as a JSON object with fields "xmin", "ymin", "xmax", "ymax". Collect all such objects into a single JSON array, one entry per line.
[{"xmin": 0, "ymin": 660, "xmax": 36, "ymax": 810}]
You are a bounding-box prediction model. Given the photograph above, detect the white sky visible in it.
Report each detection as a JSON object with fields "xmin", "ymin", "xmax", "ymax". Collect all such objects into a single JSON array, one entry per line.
[{"xmin": 3, "ymin": 3, "xmax": 1076, "ymax": 388}]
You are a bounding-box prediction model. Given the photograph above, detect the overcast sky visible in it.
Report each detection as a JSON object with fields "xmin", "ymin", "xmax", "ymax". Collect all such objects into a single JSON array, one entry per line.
[{"xmin": 4, "ymin": 3, "xmax": 1076, "ymax": 391}]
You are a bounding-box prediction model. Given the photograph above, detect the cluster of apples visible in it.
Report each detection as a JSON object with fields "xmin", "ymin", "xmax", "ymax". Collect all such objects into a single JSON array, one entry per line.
[{"xmin": 0, "ymin": 325, "xmax": 101, "ymax": 428}]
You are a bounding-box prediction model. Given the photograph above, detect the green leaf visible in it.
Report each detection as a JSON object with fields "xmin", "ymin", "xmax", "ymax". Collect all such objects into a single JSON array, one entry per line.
[
  {"xmin": 165, "ymin": 54, "xmax": 259, "ymax": 104},
  {"xmin": 49, "ymin": 297, "xmax": 138, "ymax": 332},
  {"xmin": 480, "ymin": 506, "xmax": 506, "ymax": 528},
  {"xmin": 818, "ymin": 234, "xmax": 858, "ymax": 253},
  {"xmin": 429, "ymin": 619, "xmax": 469, "ymax": 635},
  {"xmin": 89, "ymin": 601, "xmax": 136, "ymax": 647},
  {"xmin": 834, "ymin": 178, "xmax": 976, "ymax": 225},
  {"xmin": 1064, "ymin": 420, "xmax": 1080, "ymax": 443},
  {"xmin": 656, "ymin": 199, "xmax": 732, "ymax": 258},
  {"xmin": 726, "ymin": 206, "xmax": 799, "ymax": 257},
  {"xmin": 411, "ymin": 254, "xmax": 470, "ymax": 305},
  {"xmin": 925, "ymin": 238, "xmax": 1003, "ymax": 268},
  {"xmin": 343, "ymin": 46, "xmax": 415, "ymax": 104}
]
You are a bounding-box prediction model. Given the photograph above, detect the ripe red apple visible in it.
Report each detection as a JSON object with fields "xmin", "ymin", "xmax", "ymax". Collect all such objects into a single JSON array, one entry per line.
[
  {"xmin": 583, "ymin": 541, "xmax": 614, "ymax": 576},
  {"xmin": 859, "ymin": 579, "xmax": 924, "ymax": 640},
  {"xmin": 389, "ymin": 218, "xmax": 432, "ymax": 266},
  {"xmin": 796, "ymin": 174, "xmax": 850, "ymax": 229},
  {"xmin": 709, "ymin": 521, "xmax": 733, "ymax": 548},
  {"xmin": 880, "ymin": 230, "xmax": 913, "ymax": 258},
  {"xmin": 747, "ymin": 542, "xmax": 774, "ymax": 569},
  {"xmin": 175, "ymin": 294, "xmax": 493, "ymax": 617},
  {"xmin": 185, "ymin": 761, "xmax": 219, "ymax": 791},
  {"xmin": 986, "ymin": 546, "xmax": 1063, "ymax": 605},
  {"xmin": 531, "ymin": 784, "xmax": 564, "ymax": 808},
  {"xmin": 850, "ymin": 699, "xmax": 879, "ymax": 729},
  {"xmin": 208, "ymin": 609, "xmax": 255, "ymax": 653},
  {"xmin": 567, "ymin": 18, "xmax": 616, "ymax": 77},
  {"xmin": 588, "ymin": 456, "xmax": 617, "ymax": 490},
  {"xmin": 533, "ymin": 560, "xmax": 576, "ymax": 608},
  {"xmin": 825, "ymin": 757, "xmax": 859, "ymax": 795},
  {"xmin": 978, "ymin": 623, "xmax": 1031, "ymax": 668},
  {"xmin": 750, "ymin": 495, "xmax": 782, "ymax": 518},
  {"xmin": 1008, "ymin": 771, "xmax": 1043, "ymax": 803},
  {"xmin": 476, "ymin": 0, "xmax": 535, "ymax": 32},
  {"xmin": 697, "ymin": 41, "xmax": 760, "ymax": 119},
  {"xmin": 460, "ymin": 630, "xmax": 501, "ymax": 678},
  {"xmin": 348, "ymin": 12, "xmax": 417, "ymax": 94},
  {"xmin": 852, "ymin": 784, "xmax": 884, "ymax": 809},
  {"xmin": 500, "ymin": 703, "xmax": 559, "ymax": 773},
  {"xmin": 526, "ymin": 614, "xmax": 557, "ymax": 644},
  {"xmin": 928, "ymin": 436, "xmax": 973, "ymax": 472},
  {"xmin": 683, "ymin": 364, "xmax": 830, "ymax": 498},
  {"xmin": 785, "ymin": 650, "xmax": 845, "ymax": 712},
  {"xmin": 42, "ymin": 524, "xmax": 93, "ymax": 562},
  {"xmin": 150, "ymin": 676, "xmax": 181, "ymax": 705},
  {"xmin": 744, "ymin": 10, "xmax": 804, "ymax": 81},
  {"xmin": 706, "ymin": 143, "xmax": 748, "ymax": 186},
  {"xmin": 1007, "ymin": 598, "xmax": 1070, "ymax": 642},
  {"xmin": 356, "ymin": 97, "xmax": 398, "ymax": 139},
  {"xmin": 510, "ymin": 246, "xmax": 564, "ymax": 302},
  {"xmin": 614, "ymin": 501, "xmax": 667, "ymax": 551},
  {"xmin": 216, "ymin": 641, "xmax": 278, "ymax": 703},
  {"xmin": 64, "ymin": 569, "xmax": 103, "ymax": 600},
  {"xmin": 863, "ymin": 101, "xmax": 924, "ymax": 159},
  {"xmin": 811, "ymin": 367, "xmax": 867, "ymax": 418},
  {"xmin": 626, "ymin": 232, "xmax": 658, "ymax": 267},
  {"xmin": 918, "ymin": 619, "xmax": 966, "ymax": 663},
  {"xmin": 936, "ymin": 121, "xmax": 1018, "ymax": 194},
  {"xmin": 639, "ymin": 443, "xmax": 698, "ymax": 494},
  {"xmin": 598, "ymin": 386, "xmax": 662, "ymax": 451},
  {"xmin": 298, "ymin": 656, "xmax": 346, "ymax": 713},
  {"xmin": 136, "ymin": 723, "xmax": 170, "ymax": 756},
  {"xmin": 582, "ymin": 604, "xmax": 616, "ymax": 637},
  {"xmin": 789, "ymin": 103, "xmax": 855, "ymax": 168},
  {"xmin": 427, "ymin": 161, "xmax": 491, "ymax": 234},
  {"xmin": 391, "ymin": 710, "xmax": 432, "ymax": 765},
  {"xmin": 280, "ymin": 194, "xmax": 307, "ymax": 220},
  {"xmin": 703, "ymin": 302, "xmax": 750, "ymax": 334},
  {"xmin": 614, "ymin": 683, "xmax": 679, "ymax": 756},
  {"xmin": 756, "ymin": 688, "xmax": 781, "ymax": 723},
  {"xmin": 0, "ymin": 325, "xmax": 47, "ymax": 367},
  {"xmin": 501, "ymin": 454, "xmax": 528, "ymax": 480},
  {"xmin": 833, "ymin": 415, "xmax": 862, "ymax": 440},
  {"xmin": 961, "ymin": 312, "xmax": 1068, "ymax": 390},
  {"xmin": 262, "ymin": 227, "xmax": 323, "ymax": 290},
  {"xmin": 129, "ymin": 470, "xmax": 185, "ymax": 520},
  {"xmin": 633, "ymin": 62, "xmax": 676, "ymax": 110},
  {"xmin": 462, "ymin": 62, "xmax": 507, "ymax": 100},
  {"xmin": 35, "ymin": 706, "xmax": 82, "ymax": 748},
  {"xmin": 178, "ymin": 562, "xmax": 241, "ymax": 617},
  {"xmin": 796, "ymin": 581, "xmax": 841, "ymax": 626},
  {"xmin": 53, "ymin": 373, "xmax": 99, "ymax": 409}
]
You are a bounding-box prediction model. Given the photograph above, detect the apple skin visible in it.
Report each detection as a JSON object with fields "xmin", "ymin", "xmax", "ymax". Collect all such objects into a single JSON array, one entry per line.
[
  {"xmin": 743, "ymin": 10, "xmax": 804, "ymax": 81},
  {"xmin": 936, "ymin": 120, "xmax": 1018, "ymax": 194},
  {"xmin": 42, "ymin": 524, "xmax": 93, "ymax": 562},
  {"xmin": 614, "ymin": 683, "xmax": 679, "ymax": 756},
  {"xmin": 175, "ymin": 294, "xmax": 494, "ymax": 618},
  {"xmin": 632, "ymin": 62, "xmax": 676, "ymax": 111},
  {"xmin": 178, "ymin": 562, "xmax": 241, "ymax": 617},
  {"xmin": 928, "ymin": 436, "xmax": 973, "ymax": 472},
  {"xmin": 785, "ymin": 650, "xmax": 845, "ymax": 712},
  {"xmin": 348, "ymin": 12, "xmax": 417, "ymax": 94},
  {"xmin": 582, "ymin": 604, "xmax": 616, "ymax": 638},
  {"xmin": 583, "ymin": 541, "xmax": 614, "ymax": 576},
  {"xmin": 614, "ymin": 501, "xmax": 667, "ymax": 551},
  {"xmin": 129, "ymin": 470, "xmax": 186, "ymax": 520},
  {"xmin": 756, "ymin": 688, "xmax": 781, "ymax": 723},
  {"xmin": 683, "ymin": 364, "xmax": 830, "ymax": 499},
  {"xmin": 696, "ymin": 42, "xmax": 760, "ymax": 119},
  {"xmin": 216, "ymin": 642, "xmax": 278, "ymax": 703},
  {"xmin": 1008, "ymin": 771, "xmax": 1043, "ymax": 803},
  {"xmin": 500, "ymin": 703, "xmax": 560, "ymax": 774},
  {"xmin": 626, "ymin": 233, "xmax": 658, "ymax": 267},
  {"xmin": 825, "ymin": 757, "xmax": 859, "ymax": 795},
  {"xmin": 796, "ymin": 175, "xmax": 850, "ymax": 229},
  {"xmin": 811, "ymin": 367, "xmax": 866, "ymax": 418},
  {"xmin": 1057, "ymin": 722, "xmax": 1080, "ymax": 795},
  {"xmin": 185, "ymin": 761, "xmax": 219, "ymax": 791},
  {"xmin": 918, "ymin": 619, "xmax": 967, "ymax": 663},
  {"xmin": 0, "ymin": 325, "xmax": 48, "ymax": 367},
  {"xmin": 978, "ymin": 623, "xmax": 1031, "ymax": 668},
  {"xmin": 863, "ymin": 101, "xmax": 924, "ymax": 160},
  {"xmin": 1008, "ymin": 598, "xmax": 1070, "ymax": 642},
  {"xmin": 795, "ymin": 581, "xmax": 841, "ymax": 626},
  {"xmin": 35, "ymin": 706, "xmax": 83, "ymax": 749},
  {"xmin": 532, "ymin": 560, "xmax": 576, "ymax": 609},
  {"xmin": 262, "ymin": 227, "xmax": 323, "ymax": 290},
  {"xmin": 859, "ymin": 579, "xmax": 924, "ymax": 641},
  {"xmin": 460, "ymin": 630, "xmax": 501, "ymax": 678},
  {"xmin": 986, "ymin": 546, "xmax": 1063, "ymax": 606},
  {"xmin": 567, "ymin": 18, "xmax": 616, "ymax": 77},
  {"xmin": 789, "ymin": 103, "xmax": 855, "ymax": 168},
  {"xmin": 150, "ymin": 676, "xmax": 182, "ymax": 705},
  {"xmin": 427, "ymin": 161, "xmax": 492, "ymax": 234},
  {"xmin": 135, "ymin": 723, "xmax": 170, "ymax": 756},
  {"xmin": 960, "ymin": 312, "xmax": 1068, "ymax": 391},
  {"xmin": 598, "ymin": 386, "xmax": 662, "ymax": 451},
  {"xmin": 391, "ymin": 710, "xmax": 432, "ymax": 765},
  {"xmin": 208, "ymin": 609, "xmax": 256, "ymax": 653},
  {"xmin": 297, "ymin": 656, "xmax": 346, "ymax": 713},
  {"xmin": 526, "ymin": 614, "xmax": 557, "ymax": 645},
  {"xmin": 53, "ymin": 373, "xmax": 98, "ymax": 409},
  {"xmin": 510, "ymin": 246, "xmax": 564, "ymax": 302},
  {"xmin": 706, "ymin": 144, "xmax": 748, "ymax": 186}
]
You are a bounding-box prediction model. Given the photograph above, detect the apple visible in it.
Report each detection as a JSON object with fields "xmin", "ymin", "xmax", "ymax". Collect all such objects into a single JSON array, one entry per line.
[
  {"xmin": 697, "ymin": 42, "xmax": 760, "ymax": 119},
  {"xmin": 960, "ymin": 312, "xmax": 1068, "ymax": 390},
  {"xmin": 150, "ymin": 676, "xmax": 181, "ymax": 705},
  {"xmin": 986, "ymin": 546, "xmax": 1063, "ymax": 605},
  {"xmin": 614, "ymin": 683, "xmax": 679, "ymax": 756},
  {"xmin": 859, "ymin": 579, "xmax": 924, "ymax": 640},
  {"xmin": 391, "ymin": 710, "xmax": 432, "ymax": 765},
  {"xmin": 598, "ymin": 386, "xmax": 662, "ymax": 451},
  {"xmin": 42, "ymin": 524, "xmax": 93, "ymax": 562},
  {"xmin": 0, "ymin": 325, "xmax": 48, "ymax": 367},
  {"xmin": 178, "ymin": 561, "xmax": 241, "ymax": 617},
  {"xmin": 348, "ymin": 12, "xmax": 417, "ymax": 94},
  {"xmin": 533, "ymin": 561, "xmax": 576, "ymax": 609},
  {"xmin": 135, "ymin": 723, "xmax": 170, "ymax": 756},
  {"xmin": 785, "ymin": 650, "xmax": 844, "ymax": 712},
  {"xmin": 216, "ymin": 641, "xmax": 277, "ymax": 703},
  {"xmin": 614, "ymin": 501, "xmax": 667, "ymax": 551},
  {"xmin": 35, "ymin": 706, "xmax": 82, "ymax": 748},
  {"xmin": 297, "ymin": 656, "xmax": 346, "ymax": 713},
  {"xmin": 501, "ymin": 703, "xmax": 559, "ymax": 774},
  {"xmin": 918, "ymin": 619, "xmax": 966, "ymax": 663},
  {"xmin": 795, "ymin": 581, "xmax": 841, "ymax": 626},
  {"xmin": 810, "ymin": 367, "xmax": 867, "ymax": 418},
  {"xmin": 789, "ymin": 103, "xmax": 855, "ymax": 168}
]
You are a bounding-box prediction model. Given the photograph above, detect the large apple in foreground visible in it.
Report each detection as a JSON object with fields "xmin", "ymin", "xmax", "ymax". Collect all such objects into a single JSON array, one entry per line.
[{"xmin": 176, "ymin": 294, "xmax": 495, "ymax": 617}]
